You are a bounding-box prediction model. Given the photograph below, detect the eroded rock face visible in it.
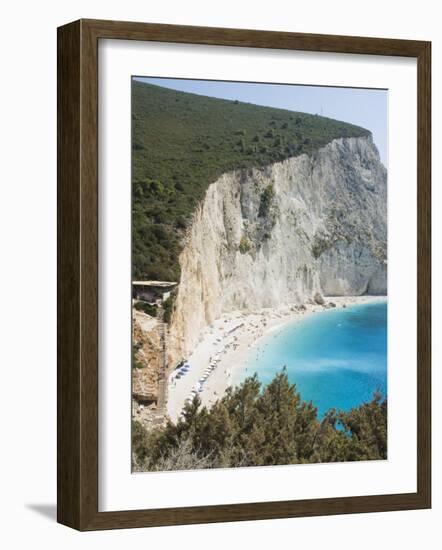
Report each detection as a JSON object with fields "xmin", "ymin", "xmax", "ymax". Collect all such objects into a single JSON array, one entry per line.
[
  {"xmin": 132, "ymin": 311, "xmax": 162, "ymax": 402},
  {"xmin": 168, "ymin": 136, "xmax": 387, "ymax": 364}
]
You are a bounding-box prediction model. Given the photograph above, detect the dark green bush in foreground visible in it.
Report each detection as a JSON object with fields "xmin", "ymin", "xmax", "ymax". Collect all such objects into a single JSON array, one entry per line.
[{"xmin": 132, "ymin": 370, "xmax": 387, "ymax": 471}]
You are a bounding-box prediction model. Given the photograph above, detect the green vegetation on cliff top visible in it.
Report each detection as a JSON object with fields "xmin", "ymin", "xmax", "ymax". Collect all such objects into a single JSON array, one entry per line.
[{"xmin": 132, "ymin": 80, "xmax": 370, "ymax": 281}]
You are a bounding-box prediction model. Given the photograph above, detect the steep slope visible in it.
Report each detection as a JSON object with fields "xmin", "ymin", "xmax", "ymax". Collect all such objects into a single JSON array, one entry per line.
[
  {"xmin": 168, "ymin": 135, "xmax": 387, "ymax": 363},
  {"xmin": 132, "ymin": 80, "xmax": 370, "ymax": 281}
]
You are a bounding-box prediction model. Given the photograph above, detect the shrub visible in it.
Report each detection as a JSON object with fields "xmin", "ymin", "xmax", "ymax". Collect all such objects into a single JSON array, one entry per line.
[
  {"xmin": 237, "ymin": 138, "xmax": 245, "ymax": 151},
  {"xmin": 132, "ymin": 343, "xmax": 145, "ymax": 369},
  {"xmin": 258, "ymin": 184, "xmax": 275, "ymax": 218},
  {"xmin": 175, "ymin": 216, "xmax": 187, "ymax": 229},
  {"xmin": 162, "ymin": 296, "xmax": 174, "ymax": 324},
  {"xmin": 134, "ymin": 301, "xmax": 157, "ymax": 317},
  {"xmin": 311, "ymin": 233, "xmax": 331, "ymax": 259},
  {"xmin": 238, "ymin": 235, "xmax": 251, "ymax": 254}
]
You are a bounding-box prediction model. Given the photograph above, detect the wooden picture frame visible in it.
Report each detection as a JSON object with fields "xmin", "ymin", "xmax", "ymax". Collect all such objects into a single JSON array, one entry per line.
[{"xmin": 57, "ymin": 19, "xmax": 431, "ymax": 531}]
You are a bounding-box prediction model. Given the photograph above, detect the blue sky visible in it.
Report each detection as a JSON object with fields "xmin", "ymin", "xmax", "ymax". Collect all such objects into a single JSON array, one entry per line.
[{"xmin": 135, "ymin": 77, "xmax": 388, "ymax": 165}]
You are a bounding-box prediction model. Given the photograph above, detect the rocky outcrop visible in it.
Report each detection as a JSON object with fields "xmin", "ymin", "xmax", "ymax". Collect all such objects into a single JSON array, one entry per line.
[
  {"xmin": 132, "ymin": 311, "xmax": 162, "ymax": 403},
  {"xmin": 168, "ymin": 136, "xmax": 387, "ymax": 364}
]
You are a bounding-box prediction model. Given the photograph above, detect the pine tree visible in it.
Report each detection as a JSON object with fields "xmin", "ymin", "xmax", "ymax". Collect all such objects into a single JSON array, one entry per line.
[{"xmin": 132, "ymin": 371, "xmax": 387, "ymax": 471}]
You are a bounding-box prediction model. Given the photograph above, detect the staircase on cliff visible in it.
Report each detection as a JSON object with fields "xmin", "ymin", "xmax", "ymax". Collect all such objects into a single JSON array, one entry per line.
[{"xmin": 156, "ymin": 321, "xmax": 168, "ymax": 410}]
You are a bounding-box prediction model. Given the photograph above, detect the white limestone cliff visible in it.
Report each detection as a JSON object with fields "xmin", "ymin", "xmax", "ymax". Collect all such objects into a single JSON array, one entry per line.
[{"xmin": 168, "ymin": 136, "xmax": 387, "ymax": 364}]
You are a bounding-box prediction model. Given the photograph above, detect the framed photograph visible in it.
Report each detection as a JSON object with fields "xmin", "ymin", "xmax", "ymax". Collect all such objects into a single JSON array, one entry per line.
[{"xmin": 57, "ymin": 19, "xmax": 431, "ymax": 530}]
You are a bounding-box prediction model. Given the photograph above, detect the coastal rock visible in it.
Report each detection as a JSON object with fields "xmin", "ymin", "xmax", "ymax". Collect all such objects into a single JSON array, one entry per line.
[
  {"xmin": 168, "ymin": 136, "xmax": 387, "ymax": 364},
  {"xmin": 132, "ymin": 311, "xmax": 162, "ymax": 402}
]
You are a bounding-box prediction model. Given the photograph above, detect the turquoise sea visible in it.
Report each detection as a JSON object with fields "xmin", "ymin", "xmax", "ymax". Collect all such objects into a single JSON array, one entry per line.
[{"xmin": 236, "ymin": 300, "xmax": 387, "ymax": 417}]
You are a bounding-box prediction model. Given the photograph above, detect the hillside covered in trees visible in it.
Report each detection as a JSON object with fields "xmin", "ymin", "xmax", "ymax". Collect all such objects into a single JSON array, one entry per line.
[
  {"xmin": 132, "ymin": 80, "xmax": 370, "ymax": 281},
  {"xmin": 132, "ymin": 370, "xmax": 387, "ymax": 471}
]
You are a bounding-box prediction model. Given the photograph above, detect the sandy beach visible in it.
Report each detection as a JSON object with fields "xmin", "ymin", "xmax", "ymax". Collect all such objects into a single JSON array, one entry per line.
[{"xmin": 166, "ymin": 296, "xmax": 386, "ymax": 423}]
